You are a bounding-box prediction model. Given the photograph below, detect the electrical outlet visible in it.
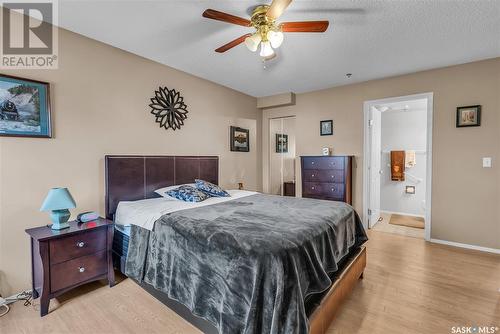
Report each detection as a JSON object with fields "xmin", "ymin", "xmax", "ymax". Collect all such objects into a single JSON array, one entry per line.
[{"xmin": 482, "ymin": 157, "xmax": 492, "ymax": 168}]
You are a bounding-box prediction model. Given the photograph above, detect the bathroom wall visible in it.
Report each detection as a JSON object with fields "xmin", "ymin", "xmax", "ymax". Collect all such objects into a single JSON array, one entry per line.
[{"xmin": 380, "ymin": 109, "xmax": 427, "ymax": 216}]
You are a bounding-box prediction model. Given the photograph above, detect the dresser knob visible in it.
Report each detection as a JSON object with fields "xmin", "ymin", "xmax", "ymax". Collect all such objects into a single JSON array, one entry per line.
[
  {"xmin": 311, "ymin": 162, "xmax": 315, "ymax": 165},
  {"xmin": 331, "ymin": 188, "xmax": 335, "ymax": 192},
  {"xmin": 331, "ymin": 175, "xmax": 334, "ymax": 179},
  {"xmin": 312, "ymin": 187, "xmax": 315, "ymax": 190},
  {"xmin": 76, "ymin": 241, "xmax": 85, "ymax": 248},
  {"xmin": 312, "ymin": 174, "xmax": 315, "ymax": 177},
  {"xmin": 78, "ymin": 267, "xmax": 85, "ymax": 273}
]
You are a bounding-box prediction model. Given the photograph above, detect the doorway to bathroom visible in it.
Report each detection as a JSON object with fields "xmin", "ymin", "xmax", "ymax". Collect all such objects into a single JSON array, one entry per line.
[
  {"xmin": 269, "ymin": 116, "xmax": 297, "ymax": 196},
  {"xmin": 363, "ymin": 93, "xmax": 433, "ymax": 240}
]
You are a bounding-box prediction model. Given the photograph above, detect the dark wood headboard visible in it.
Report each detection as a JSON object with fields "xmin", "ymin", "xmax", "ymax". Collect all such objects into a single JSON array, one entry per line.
[{"xmin": 105, "ymin": 155, "xmax": 219, "ymax": 220}]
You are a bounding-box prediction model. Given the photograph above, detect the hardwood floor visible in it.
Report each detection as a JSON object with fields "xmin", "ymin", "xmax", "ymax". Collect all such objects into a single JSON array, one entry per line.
[
  {"xmin": 2, "ymin": 230, "xmax": 499, "ymax": 334},
  {"xmin": 372, "ymin": 212, "xmax": 425, "ymax": 239}
]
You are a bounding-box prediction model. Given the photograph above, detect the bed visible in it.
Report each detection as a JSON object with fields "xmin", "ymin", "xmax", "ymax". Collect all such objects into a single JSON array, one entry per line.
[{"xmin": 106, "ymin": 155, "xmax": 367, "ymax": 334}]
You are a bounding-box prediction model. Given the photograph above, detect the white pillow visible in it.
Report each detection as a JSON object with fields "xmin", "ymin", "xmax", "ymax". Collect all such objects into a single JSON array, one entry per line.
[{"xmin": 154, "ymin": 183, "xmax": 196, "ymax": 198}]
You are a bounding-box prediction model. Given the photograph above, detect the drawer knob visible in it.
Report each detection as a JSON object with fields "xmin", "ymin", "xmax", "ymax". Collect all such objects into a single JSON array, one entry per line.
[
  {"xmin": 331, "ymin": 188, "xmax": 335, "ymax": 191},
  {"xmin": 311, "ymin": 162, "xmax": 315, "ymax": 165},
  {"xmin": 312, "ymin": 174, "xmax": 315, "ymax": 177},
  {"xmin": 331, "ymin": 175, "xmax": 335, "ymax": 179},
  {"xmin": 76, "ymin": 241, "xmax": 85, "ymax": 248},
  {"xmin": 78, "ymin": 267, "xmax": 85, "ymax": 273},
  {"xmin": 312, "ymin": 186, "xmax": 315, "ymax": 190}
]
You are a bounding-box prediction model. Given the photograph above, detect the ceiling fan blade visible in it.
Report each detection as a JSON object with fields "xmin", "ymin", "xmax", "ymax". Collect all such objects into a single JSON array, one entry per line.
[
  {"xmin": 266, "ymin": 0, "xmax": 293, "ymax": 20},
  {"xmin": 202, "ymin": 9, "xmax": 251, "ymax": 27},
  {"xmin": 281, "ymin": 21, "xmax": 329, "ymax": 32},
  {"xmin": 215, "ymin": 34, "xmax": 253, "ymax": 53}
]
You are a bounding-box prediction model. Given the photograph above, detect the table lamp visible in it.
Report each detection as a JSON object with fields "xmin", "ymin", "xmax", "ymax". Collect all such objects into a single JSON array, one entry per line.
[{"xmin": 40, "ymin": 188, "xmax": 76, "ymax": 230}]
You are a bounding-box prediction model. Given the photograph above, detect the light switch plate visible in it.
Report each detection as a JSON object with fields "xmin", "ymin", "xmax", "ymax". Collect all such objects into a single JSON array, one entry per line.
[{"xmin": 482, "ymin": 157, "xmax": 492, "ymax": 168}]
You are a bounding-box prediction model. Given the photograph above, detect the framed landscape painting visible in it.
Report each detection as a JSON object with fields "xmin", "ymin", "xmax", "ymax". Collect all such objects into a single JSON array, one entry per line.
[{"xmin": 0, "ymin": 74, "xmax": 51, "ymax": 138}]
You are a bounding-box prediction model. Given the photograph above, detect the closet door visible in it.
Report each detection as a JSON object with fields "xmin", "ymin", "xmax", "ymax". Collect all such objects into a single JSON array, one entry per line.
[{"xmin": 269, "ymin": 117, "xmax": 296, "ymax": 196}]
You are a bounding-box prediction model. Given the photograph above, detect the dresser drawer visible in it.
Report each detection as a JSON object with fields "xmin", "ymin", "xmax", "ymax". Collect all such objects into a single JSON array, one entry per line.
[
  {"xmin": 49, "ymin": 229, "xmax": 106, "ymax": 265},
  {"xmin": 50, "ymin": 250, "xmax": 107, "ymax": 293},
  {"xmin": 303, "ymin": 182, "xmax": 345, "ymax": 199},
  {"xmin": 303, "ymin": 169, "xmax": 344, "ymax": 183},
  {"xmin": 302, "ymin": 157, "xmax": 345, "ymax": 170}
]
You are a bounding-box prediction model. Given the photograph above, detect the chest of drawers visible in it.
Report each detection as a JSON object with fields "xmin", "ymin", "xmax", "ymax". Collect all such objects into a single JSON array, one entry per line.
[{"xmin": 300, "ymin": 156, "xmax": 353, "ymax": 204}]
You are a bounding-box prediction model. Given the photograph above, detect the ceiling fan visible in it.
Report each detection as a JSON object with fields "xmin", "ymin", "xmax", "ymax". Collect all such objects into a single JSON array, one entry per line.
[{"xmin": 202, "ymin": 0, "xmax": 329, "ymax": 58}]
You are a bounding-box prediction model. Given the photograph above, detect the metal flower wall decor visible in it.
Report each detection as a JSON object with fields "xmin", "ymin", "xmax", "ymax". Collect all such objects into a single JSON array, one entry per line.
[{"xmin": 149, "ymin": 87, "xmax": 188, "ymax": 131}]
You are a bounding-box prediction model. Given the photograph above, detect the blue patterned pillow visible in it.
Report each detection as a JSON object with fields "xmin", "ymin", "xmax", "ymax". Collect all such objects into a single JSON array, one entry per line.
[
  {"xmin": 166, "ymin": 185, "xmax": 209, "ymax": 202},
  {"xmin": 195, "ymin": 179, "xmax": 230, "ymax": 197}
]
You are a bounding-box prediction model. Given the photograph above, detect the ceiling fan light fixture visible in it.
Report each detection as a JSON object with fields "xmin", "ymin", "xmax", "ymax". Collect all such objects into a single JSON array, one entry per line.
[
  {"xmin": 244, "ymin": 33, "xmax": 262, "ymax": 52},
  {"xmin": 267, "ymin": 30, "xmax": 284, "ymax": 48},
  {"xmin": 203, "ymin": 2, "xmax": 330, "ymax": 56},
  {"xmin": 259, "ymin": 41, "xmax": 274, "ymax": 57}
]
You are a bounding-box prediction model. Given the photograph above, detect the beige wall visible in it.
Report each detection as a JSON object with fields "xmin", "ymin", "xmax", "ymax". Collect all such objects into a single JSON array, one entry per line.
[
  {"xmin": 0, "ymin": 27, "xmax": 260, "ymax": 295},
  {"xmin": 262, "ymin": 58, "xmax": 500, "ymax": 250}
]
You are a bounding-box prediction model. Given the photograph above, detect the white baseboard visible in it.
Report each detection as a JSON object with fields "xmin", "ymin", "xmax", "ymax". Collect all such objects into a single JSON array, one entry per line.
[
  {"xmin": 380, "ymin": 210, "xmax": 425, "ymax": 218},
  {"xmin": 430, "ymin": 238, "xmax": 500, "ymax": 255}
]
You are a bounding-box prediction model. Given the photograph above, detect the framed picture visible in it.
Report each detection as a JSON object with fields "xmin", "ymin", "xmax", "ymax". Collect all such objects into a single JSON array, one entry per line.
[
  {"xmin": 456, "ymin": 105, "xmax": 481, "ymax": 128},
  {"xmin": 275, "ymin": 133, "xmax": 288, "ymax": 153},
  {"xmin": 320, "ymin": 120, "xmax": 333, "ymax": 136},
  {"xmin": 230, "ymin": 126, "xmax": 249, "ymax": 152},
  {"xmin": 0, "ymin": 74, "xmax": 51, "ymax": 138},
  {"xmin": 405, "ymin": 185, "xmax": 416, "ymax": 194}
]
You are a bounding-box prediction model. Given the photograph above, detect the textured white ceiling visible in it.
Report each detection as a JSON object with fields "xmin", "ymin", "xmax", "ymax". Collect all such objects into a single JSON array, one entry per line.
[{"xmin": 58, "ymin": 0, "xmax": 500, "ymax": 97}]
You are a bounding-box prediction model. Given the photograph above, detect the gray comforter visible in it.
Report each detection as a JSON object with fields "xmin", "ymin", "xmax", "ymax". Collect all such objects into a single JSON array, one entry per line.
[{"xmin": 125, "ymin": 193, "xmax": 367, "ymax": 334}]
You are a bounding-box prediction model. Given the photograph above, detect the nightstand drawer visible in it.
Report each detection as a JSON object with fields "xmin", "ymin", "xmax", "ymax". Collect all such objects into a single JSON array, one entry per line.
[
  {"xmin": 49, "ymin": 229, "xmax": 106, "ymax": 265},
  {"xmin": 50, "ymin": 250, "xmax": 107, "ymax": 293}
]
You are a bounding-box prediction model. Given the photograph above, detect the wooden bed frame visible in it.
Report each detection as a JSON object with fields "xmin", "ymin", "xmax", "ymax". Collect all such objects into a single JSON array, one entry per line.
[{"xmin": 105, "ymin": 155, "xmax": 366, "ymax": 334}]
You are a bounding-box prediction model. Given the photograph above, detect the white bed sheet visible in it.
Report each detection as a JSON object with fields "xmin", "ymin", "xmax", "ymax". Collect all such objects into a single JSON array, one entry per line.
[{"xmin": 115, "ymin": 189, "xmax": 258, "ymax": 231}]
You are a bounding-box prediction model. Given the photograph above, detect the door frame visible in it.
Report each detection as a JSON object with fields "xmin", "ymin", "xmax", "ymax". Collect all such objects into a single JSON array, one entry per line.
[
  {"xmin": 362, "ymin": 92, "xmax": 433, "ymax": 241},
  {"xmin": 367, "ymin": 105, "xmax": 382, "ymax": 229}
]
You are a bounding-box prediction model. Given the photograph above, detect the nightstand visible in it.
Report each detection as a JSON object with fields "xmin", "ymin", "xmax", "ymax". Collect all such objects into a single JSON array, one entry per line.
[
  {"xmin": 25, "ymin": 217, "xmax": 115, "ymax": 316},
  {"xmin": 283, "ymin": 181, "xmax": 296, "ymax": 197}
]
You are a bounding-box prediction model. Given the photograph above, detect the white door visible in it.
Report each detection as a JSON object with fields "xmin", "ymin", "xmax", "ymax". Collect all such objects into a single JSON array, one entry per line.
[{"xmin": 368, "ymin": 107, "xmax": 382, "ymax": 228}]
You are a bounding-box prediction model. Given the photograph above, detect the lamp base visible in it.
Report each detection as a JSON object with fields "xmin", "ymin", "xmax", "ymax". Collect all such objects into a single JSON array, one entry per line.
[{"xmin": 50, "ymin": 209, "xmax": 71, "ymax": 230}]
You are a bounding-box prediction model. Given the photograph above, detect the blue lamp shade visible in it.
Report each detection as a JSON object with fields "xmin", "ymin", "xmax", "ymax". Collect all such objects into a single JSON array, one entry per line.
[{"xmin": 40, "ymin": 188, "xmax": 76, "ymax": 230}]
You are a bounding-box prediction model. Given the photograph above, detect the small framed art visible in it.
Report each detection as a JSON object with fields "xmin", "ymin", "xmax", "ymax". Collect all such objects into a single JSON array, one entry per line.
[
  {"xmin": 230, "ymin": 126, "xmax": 250, "ymax": 152},
  {"xmin": 0, "ymin": 74, "xmax": 51, "ymax": 138},
  {"xmin": 405, "ymin": 186, "xmax": 416, "ymax": 194},
  {"xmin": 275, "ymin": 133, "xmax": 288, "ymax": 153},
  {"xmin": 456, "ymin": 105, "xmax": 481, "ymax": 128},
  {"xmin": 320, "ymin": 120, "xmax": 333, "ymax": 136}
]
